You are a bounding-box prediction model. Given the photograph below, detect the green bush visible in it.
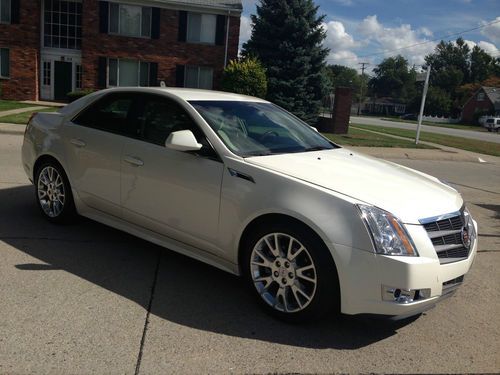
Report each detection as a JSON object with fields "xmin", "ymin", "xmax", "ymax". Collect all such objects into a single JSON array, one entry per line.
[
  {"xmin": 221, "ymin": 58, "xmax": 267, "ymax": 98},
  {"xmin": 66, "ymin": 89, "xmax": 96, "ymax": 102}
]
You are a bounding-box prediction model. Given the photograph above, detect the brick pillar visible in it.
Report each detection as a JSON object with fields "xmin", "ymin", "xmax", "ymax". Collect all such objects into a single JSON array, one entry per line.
[{"xmin": 331, "ymin": 87, "xmax": 352, "ymax": 134}]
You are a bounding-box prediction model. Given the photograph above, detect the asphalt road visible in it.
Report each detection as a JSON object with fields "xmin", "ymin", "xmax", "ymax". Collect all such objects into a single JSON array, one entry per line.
[
  {"xmin": 1, "ymin": 133, "xmax": 499, "ymax": 374},
  {"xmin": 350, "ymin": 116, "xmax": 500, "ymax": 144}
]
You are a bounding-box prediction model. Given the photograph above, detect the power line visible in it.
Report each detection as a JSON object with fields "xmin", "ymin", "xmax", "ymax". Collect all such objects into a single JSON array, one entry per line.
[{"xmin": 326, "ymin": 18, "xmax": 500, "ymax": 63}]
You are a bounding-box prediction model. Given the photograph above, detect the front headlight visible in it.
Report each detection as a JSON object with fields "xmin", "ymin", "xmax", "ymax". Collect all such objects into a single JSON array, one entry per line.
[{"xmin": 357, "ymin": 204, "xmax": 418, "ymax": 256}]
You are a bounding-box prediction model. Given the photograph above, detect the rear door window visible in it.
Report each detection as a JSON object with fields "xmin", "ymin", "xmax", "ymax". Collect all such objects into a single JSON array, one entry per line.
[{"xmin": 72, "ymin": 93, "xmax": 141, "ymax": 137}]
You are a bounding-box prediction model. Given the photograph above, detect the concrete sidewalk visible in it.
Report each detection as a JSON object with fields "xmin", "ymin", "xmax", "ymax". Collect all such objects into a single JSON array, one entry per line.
[{"xmin": 0, "ymin": 106, "xmax": 50, "ymax": 118}]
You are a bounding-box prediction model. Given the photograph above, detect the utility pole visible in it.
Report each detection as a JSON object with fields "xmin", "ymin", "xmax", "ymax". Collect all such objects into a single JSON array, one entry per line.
[
  {"xmin": 357, "ymin": 62, "xmax": 369, "ymax": 115},
  {"xmin": 415, "ymin": 64, "xmax": 431, "ymax": 144}
]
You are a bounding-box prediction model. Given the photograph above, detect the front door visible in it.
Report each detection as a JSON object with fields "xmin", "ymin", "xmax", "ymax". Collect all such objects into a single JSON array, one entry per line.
[
  {"xmin": 54, "ymin": 61, "xmax": 72, "ymax": 101},
  {"xmin": 120, "ymin": 94, "xmax": 224, "ymax": 254}
]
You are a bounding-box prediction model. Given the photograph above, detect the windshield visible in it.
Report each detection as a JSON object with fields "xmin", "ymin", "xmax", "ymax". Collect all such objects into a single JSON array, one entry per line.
[{"xmin": 189, "ymin": 101, "xmax": 338, "ymax": 157}]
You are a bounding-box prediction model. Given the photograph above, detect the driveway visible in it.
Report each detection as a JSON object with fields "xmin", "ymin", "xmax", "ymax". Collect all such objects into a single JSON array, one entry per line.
[
  {"xmin": 0, "ymin": 133, "xmax": 499, "ymax": 373},
  {"xmin": 351, "ymin": 116, "xmax": 500, "ymax": 144}
]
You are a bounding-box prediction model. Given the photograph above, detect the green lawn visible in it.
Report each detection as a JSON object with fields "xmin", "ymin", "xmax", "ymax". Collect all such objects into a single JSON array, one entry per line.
[
  {"xmin": 0, "ymin": 100, "xmax": 43, "ymax": 112},
  {"xmin": 0, "ymin": 107, "xmax": 58, "ymax": 124},
  {"xmin": 323, "ymin": 128, "xmax": 434, "ymax": 149},
  {"xmin": 353, "ymin": 124, "xmax": 500, "ymax": 157},
  {"xmin": 381, "ymin": 117, "xmax": 483, "ymax": 132}
]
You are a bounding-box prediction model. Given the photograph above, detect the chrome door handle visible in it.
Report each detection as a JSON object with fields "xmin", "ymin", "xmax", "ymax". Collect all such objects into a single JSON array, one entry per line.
[
  {"xmin": 70, "ymin": 138, "xmax": 86, "ymax": 148},
  {"xmin": 124, "ymin": 155, "xmax": 144, "ymax": 167}
]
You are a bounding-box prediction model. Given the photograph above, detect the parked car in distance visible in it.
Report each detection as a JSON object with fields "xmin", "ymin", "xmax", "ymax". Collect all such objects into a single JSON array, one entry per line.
[
  {"xmin": 482, "ymin": 117, "xmax": 500, "ymax": 132},
  {"xmin": 22, "ymin": 88, "xmax": 477, "ymax": 322},
  {"xmin": 400, "ymin": 113, "xmax": 418, "ymax": 121}
]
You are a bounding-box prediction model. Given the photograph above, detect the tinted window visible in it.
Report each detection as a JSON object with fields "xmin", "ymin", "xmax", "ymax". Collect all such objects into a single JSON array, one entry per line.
[
  {"xmin": 73, "ymin": 93, "xmax": 140, "ymax": 136},
  {"xmin": 139, "ymin": 95, "xmax": 203, "ymax": 146}
]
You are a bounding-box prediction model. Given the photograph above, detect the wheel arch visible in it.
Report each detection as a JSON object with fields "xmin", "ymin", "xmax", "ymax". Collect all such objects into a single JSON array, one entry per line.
[
  {"xmin": 33, "ymin": 154, "xmax": 69, "ymax": 182},
  {"xmin": 237, "ymin": 213, "xmax": 339, "ymax": 276}
]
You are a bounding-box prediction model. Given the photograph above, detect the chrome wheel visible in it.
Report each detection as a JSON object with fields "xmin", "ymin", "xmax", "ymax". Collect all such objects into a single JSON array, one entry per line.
[
  {"xmin": 250, "ymin": 233, "xmax": 318, "ymax": 313},
  {"xmin": 37, "ymin": 166, "xmax": 65, "ymax": 218}
]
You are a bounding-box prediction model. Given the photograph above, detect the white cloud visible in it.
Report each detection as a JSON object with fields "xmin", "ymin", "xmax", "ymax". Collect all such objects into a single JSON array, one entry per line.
[
  {"xmin": 322, "ymin": 21, "xmax": 361, "ymax": 68},
  {"xmin": 478, "ymin": 41, "xmax": 499, "ymax": 55},
  {"xmin": 357, "ymin": 15, "xmax": 436, "ymax": 66},
  {"xmin": 480, "ymin": 17, "xmax": 500, "ymax": 45},
  {"xmin": 418, "ymin": 27, "xmax": 433, "ymax": 37},
  {"xmin": 461, "ymin": 39, "xmax": 499, "ymax": 56}
]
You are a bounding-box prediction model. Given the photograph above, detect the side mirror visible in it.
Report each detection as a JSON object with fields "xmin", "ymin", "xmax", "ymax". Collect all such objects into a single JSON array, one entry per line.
[{"xmin": 165, "ymin": 130, "xmax": 202, "ymax": 152}]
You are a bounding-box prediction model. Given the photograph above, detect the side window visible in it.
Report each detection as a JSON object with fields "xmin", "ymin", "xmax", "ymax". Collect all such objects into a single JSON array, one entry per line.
[
  {"xmin": 73, "ymin": 93, "xmax": 140, "ymax": 136},
  {"xmin": 140, "ymin": 96, "xmax": 202, "ymax": 146}
]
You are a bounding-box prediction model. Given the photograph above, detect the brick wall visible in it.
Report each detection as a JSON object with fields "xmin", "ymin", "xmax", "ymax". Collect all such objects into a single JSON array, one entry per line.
[
  {"xmin": 82, "ymin": 1, "xmax": 240, "ymax": 90},
  {"xmin": 0, "ymin": 2, "xmax": 40, "ymax": 101},
  {"xmin": 462, "ymin": 88, "xmax": 495, "ymax": 123}
]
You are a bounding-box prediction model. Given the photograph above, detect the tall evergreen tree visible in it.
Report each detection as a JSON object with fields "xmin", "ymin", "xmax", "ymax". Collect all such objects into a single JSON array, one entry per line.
[{"xmin": 242, "ymin": 0, "xmax": 329, "ymax": 124}]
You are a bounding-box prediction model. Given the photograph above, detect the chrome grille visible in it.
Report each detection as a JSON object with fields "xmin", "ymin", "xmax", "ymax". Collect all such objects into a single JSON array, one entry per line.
[{"xmin": 420, "ymin": 209, "xmax": 472, "ymax": 264}]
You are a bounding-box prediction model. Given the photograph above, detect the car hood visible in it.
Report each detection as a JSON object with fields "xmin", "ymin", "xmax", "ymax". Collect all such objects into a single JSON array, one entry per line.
[{"xmin": 246, "ymin": 148, "xmax": 463, "ymax": 224}]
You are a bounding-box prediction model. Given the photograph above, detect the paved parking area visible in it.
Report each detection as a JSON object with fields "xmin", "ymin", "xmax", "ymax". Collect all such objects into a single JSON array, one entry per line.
[{"xmin": 0, "ymin": 133, "xmax": 499, "ymax": 374}]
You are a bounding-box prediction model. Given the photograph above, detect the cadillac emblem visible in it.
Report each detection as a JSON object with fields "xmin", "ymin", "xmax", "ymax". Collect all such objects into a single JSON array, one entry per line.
[{"xmin": 461, "ymin": 227, "xmax": 471, "ymax": 250}]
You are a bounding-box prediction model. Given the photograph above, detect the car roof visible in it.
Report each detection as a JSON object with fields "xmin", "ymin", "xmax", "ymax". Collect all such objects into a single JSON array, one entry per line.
[{"xmin": 97, "ymin": 87, "xmax": 269, "ymax": 103}]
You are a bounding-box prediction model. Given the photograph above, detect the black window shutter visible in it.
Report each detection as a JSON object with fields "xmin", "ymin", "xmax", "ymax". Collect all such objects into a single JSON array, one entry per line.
[
  {"xmin": 98, "ymin": 57, "xmax": 107, "ymax": 88},
  {"xmin": 99, "ymin": 1, "xmax": 109, "ymax": 33},
  {"xmin": 175, "ymin": 65, "xmax": 185, "ymax": 87},
  {"xmin": 178, "ymin": 11, "xmax": 187, "ymax": 42},
  {"xmin": 11, "ymin": 0, "xmax": 20, "ymax": 24},
  {"xmin": 151, "ymin": 8, "xmax": 160, "ymax": 39},
  {"xmin": 149, "ymin": 62, "xmax": 158, "ymax": 86},
  {"xmin": 215, "ymin": 15, "xmax": 226, "ymax": 46}
]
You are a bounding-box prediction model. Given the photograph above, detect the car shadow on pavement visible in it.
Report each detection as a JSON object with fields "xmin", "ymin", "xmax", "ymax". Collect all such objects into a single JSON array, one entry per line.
[{"xmin": 1, "ymin": 185, "xmax": 419, "ymax": 350}]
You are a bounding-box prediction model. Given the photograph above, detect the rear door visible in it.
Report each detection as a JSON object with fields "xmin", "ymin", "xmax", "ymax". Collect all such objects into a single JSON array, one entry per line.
[{"xmin": 63, "ymin": 92, "xmax": 141, "ymax": 217}]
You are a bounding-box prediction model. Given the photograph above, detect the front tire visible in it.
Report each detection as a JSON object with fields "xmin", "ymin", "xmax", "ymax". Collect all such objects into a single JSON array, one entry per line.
[
  {"xmin": 34, "ymin": 161, "xmax": 76, "ymax": 223},
  {"xmin": 242, "ymin": 220, "xmax": 340, "ymax": 323}
]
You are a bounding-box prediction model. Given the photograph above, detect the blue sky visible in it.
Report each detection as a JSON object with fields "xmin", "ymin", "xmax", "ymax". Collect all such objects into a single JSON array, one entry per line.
[{"xmin": 239, "ymin": 0, "xmax": 500, "ymax": 72}]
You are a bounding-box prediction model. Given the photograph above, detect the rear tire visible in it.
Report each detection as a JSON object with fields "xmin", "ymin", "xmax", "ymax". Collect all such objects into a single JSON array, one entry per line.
[
  {"xmin": 241, "ymin": 220, "xmax": 340, "ymax": 323},
  {"xmin": 34, "ymin": 161, "xmax": 76, "ymax": 224}
]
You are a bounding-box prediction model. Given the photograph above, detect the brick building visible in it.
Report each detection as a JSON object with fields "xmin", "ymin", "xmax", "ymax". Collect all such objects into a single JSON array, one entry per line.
[
  {"xmin": 461, "ymin": 86, "xmax": 500, "ymax": 123},
  {"xmin": 0, "ymin": 0, "xmax": 242, "ymax": 101}
]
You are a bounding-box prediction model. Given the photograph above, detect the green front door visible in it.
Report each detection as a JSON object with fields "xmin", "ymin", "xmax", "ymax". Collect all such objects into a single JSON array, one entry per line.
[{"xmin": 54, "ymin": 61, "xmax": 72, "ymax": 101}]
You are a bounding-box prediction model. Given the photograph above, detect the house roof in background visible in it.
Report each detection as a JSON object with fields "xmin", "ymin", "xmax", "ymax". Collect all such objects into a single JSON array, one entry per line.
[
  {"xmin": 482, "ymin": 86, "xmax": 500, "ymax": 111},
  {"xmin": 153, "ymin": 0, "xmax": 242, "ymax": 11}
]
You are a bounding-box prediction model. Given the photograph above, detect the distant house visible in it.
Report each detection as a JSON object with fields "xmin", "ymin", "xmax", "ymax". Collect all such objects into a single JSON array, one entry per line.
[
  {"xmin": 0, "ymin": 0, "xmax": 242, "ymax": 101},
  {"xmin": 360, "ymin": 97, "xmax": 406, "ymax": 116},
  {"xmin": 462, "ymin": 86, "xmax": 500, "ymax": 123}
]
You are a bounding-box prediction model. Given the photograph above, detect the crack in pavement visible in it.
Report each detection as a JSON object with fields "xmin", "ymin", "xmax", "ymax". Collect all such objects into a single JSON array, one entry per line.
[{"xmin": 134, "ymin": 249, "xmax": 161, "ymax": 375}]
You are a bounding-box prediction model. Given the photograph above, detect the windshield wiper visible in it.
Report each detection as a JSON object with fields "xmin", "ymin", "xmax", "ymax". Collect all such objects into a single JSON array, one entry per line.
[{"xmin": 303, "ymin": 146, "xmax": 331, "ymax": 152}]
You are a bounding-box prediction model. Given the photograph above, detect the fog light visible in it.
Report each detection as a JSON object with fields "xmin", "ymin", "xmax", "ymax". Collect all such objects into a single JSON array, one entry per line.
[{"xmin": 382, "ymin": 285, "xmax": 431, "ymax": 304}]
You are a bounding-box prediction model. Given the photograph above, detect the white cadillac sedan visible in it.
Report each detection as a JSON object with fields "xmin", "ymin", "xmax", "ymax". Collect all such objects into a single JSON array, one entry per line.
[{"xmin": 22, "ymin": 88, "xmax": 477, "ymax": 322}]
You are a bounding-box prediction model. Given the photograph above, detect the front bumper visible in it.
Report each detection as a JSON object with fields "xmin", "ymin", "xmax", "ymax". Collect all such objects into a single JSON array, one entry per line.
[{"xmin": 330, "ymin": 219, "xmax": 478, "ymax": 317}]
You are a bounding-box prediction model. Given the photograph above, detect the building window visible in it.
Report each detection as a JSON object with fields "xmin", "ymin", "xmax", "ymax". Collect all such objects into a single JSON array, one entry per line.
[
  {"xmin": 0, "ymin": 48, "xmax": 9, "ymax": 78},
  {"xmin": 108, "ymin": 59, "xmax": 150, "ymax": 87},
  {"xmin": 0, "ymin": 0, "xmax": 11, "ymax": 23},
  {"xmin": 44, "ymin": 0, "xmax": 82, "ymax": 50},
  {"xmin": 477, "ymin": 92, "xmax": 485, "ymax": 101},
  {"xmin": 187, "ymin": 13, "xmax": 216, "ymax": 44},
  {"xmin": 109, "ymin": 3, "xmax": 151, "ymax": 38},
  {"xmin": 185, "ymin": 66, "xmax": 213, "ymax": 89},
  {"xmin": 42, "ymin": 61, "xmax": 51, "ymax": 86},
  {"xmin": 75, "ymin": 64, "xmax": 82, "ymax": 89}
]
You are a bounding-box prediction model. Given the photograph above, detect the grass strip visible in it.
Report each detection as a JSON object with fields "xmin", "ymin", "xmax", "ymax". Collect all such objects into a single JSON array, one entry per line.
[{"xmin": 353, "ymin": 124, "xmax": 500, "ymax": 157}]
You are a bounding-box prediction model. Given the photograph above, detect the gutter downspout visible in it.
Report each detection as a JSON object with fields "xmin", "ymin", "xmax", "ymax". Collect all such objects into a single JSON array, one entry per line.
[{"xmin": 224, "ymin": 11, "xmax": 231, "ymax": 67}]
